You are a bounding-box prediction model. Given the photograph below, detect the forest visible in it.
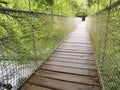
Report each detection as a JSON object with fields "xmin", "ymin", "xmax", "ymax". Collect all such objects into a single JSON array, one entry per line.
[
  {"xmin": 0, "ymin": 0, "xmax": 119, "ymax": 90},
  {"xmin": 0, "ymin": 0, "xmax": 116, "ymax": 16}
]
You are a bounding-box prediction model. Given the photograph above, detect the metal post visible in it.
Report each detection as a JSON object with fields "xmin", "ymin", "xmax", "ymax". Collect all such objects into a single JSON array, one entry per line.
[
  {"xmin": 50, "ymin": 1, "xmax": 54, "ymax": 49},
  {"xmin": 28, "ymin": 0, "xmax": 38, "ymax": 67}
]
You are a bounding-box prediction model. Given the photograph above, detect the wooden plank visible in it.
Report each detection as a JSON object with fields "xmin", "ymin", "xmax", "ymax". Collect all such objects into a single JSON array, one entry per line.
[
  {"xmin": 61, "ymin": 43, "xmax": 90, "ymax": 46},
  {"xmin": 21, "ymin": 83, "xmax": 53, "ymax": 90},
  {"xmin": 45, "ymin": 60, "xmax": 97, "ymax": 70},
  {"xmin": 66, "ymin": 35, "xmax": 89, "ymax": 36},
  {"xmin": 28, "ymin": 76, "xmax": 101, "ymax": 90},
  {"xmin": 65, "ymin": 37, "xmax": 89, "ymax": 39},
  {"xmin": 66, "ymin": 36, "xmax": 90, "ymax": 38},
  {"xmin": 35, "ymin": 70, "xmax": 100, "ymax": 86},
  {"xmin": 49, "ymin": 57, "xmax": 96, "ymax": 65},
  {"xmin": 64, "ymin": 40, "xmax": 90, "ymax": 42},
  {"xmin": 65, "ymin": 37, "xmax": 90, "ymax": 40},
  {"xmin": 63, "ymin": 41, "xmax": 91, "ymax": 44},
  {"xmin": 65, "ymin": 38, "xmax": 90, "ymax": 40},
  {"xmin": 41, "ymin": 64, "xmax": 98, "ymax": 77},
  {"xmin": 57, "ymin": 48, "xmax": 92, "ymax": 53},
  {"xmin": 53, "ymin": 51, "xmax": 94, "ymax": 58},
  {"xmin": 60, "ymin": 44, "xmax": 92, "ymax": 48},
  {"xmin": 58, "ymin": 47, "xmax": 92, "ymax": 51},
  {"xmin": 66, "ymin": 37, "xmax": 90, "ymax": 39},
  {"xmin": 61, "ymin": 42, "xmax": 92, "ymax": 46},
  {"xmin": 59, "ymin": 44, "xmax": 92, "ymax": 48},
  {"xmin": 51, "ymin": 54, "xmax": 94, "ymax": 60},
  {"xmin": 64, "ymin": 41, "xmax": 91, "ymax": 44},
  {"xmin": 56, "ymin": 49, "xmax": 93, "ymax": 54}
]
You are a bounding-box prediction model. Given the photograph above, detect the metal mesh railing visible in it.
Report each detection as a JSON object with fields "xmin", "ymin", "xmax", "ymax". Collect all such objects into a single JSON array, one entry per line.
[
  {"xmin": 87, "ymin": 1, "xmax": 120, "ymax": 90},
  {"xmin": 0, "ymin": 7, "xmax": 76, "ymax": 90}
]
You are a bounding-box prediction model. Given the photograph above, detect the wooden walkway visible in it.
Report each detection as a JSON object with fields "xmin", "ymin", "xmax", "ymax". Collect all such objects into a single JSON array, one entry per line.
[{"xmin": 20, "ymin": 20, "xmax": 101, "ymax": 90}]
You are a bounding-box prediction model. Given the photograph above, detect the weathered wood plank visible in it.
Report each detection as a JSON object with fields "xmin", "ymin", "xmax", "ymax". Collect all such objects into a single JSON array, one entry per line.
[
  {"xmin": 53, "ymin": 51, "xmax": 94, "ymax": 58},
  {"xmin": 41, "ymin": 64, "xmax": 98, "ymax": 77},
  {"xmin": 60, "ymin": 44, "xmax": 92, "ymax": 48},
  {"xmin": 56, "ymin": 48, "xmax": 92, "ymax": 52},
  {"xmin": 51, "ymin": 54, "xmax": 94, "ymax": 60},
  {"xmin": 65, "ymin": 37, "xmax": 90, "ymax": 39},
  {"xmin": 49, "ymin": 57, "xmax": 96, "ymax": 65},
  {"xmin": 64, "ymin": 40, "xmax": 90, "ymax": 42},
  {"xmin": 59, "ymin": 45, "xmax": 92, "ymax": 49},
  {"xmin": 63, "ymin": 41, "xmax": 91, "ymax": 44},
  {"xmin": 28, "ymin": 76, "xmax": 101, "ymax": 90},
  {"xmin": 64, "ymin": 41, "xmax": 91, "ymax": 44},
  {"xmin": 61, "ymin": 43, "xmax": 92, "ymax": 48},
  {"xmin": 65, "ymin": 40, "xmax": 90, "ymax": 42},
  {"xmin": 57, "ymin": 47, "xmax": 92, "ymax": 52},
  {"xmin": 67, "ymin": 35, "xmax": 89, "ymax": 37},
  {"xmin": 45, "ymin": 60, "xmax": 96, "ymax": 70},
  {"xmin": 58, "ymin": 43, "xmax": 92, "ymax": 50},
  {"xmin": 35, "ymin": 70, "xmax": 100, "ymax": 86},
  {"xmin": 21, "ymin": 83, "xmax": 53, "ymax": 90},
  {"xmin": 56, "ymin": 49, "xmax": 93, "ymax": 54},
  {"xmin": 58, "ymin": 47, "xmax": 92, "ymax": 51}
]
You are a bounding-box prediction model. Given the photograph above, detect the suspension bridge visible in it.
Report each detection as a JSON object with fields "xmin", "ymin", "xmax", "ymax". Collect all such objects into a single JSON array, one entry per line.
[
  {"xmin": 0, "ymin": 0, "xmax": 120, "ymax": 90},
  {"xmin": 20, "ymin": 21, "xmax": 101, "ymax": 90}
]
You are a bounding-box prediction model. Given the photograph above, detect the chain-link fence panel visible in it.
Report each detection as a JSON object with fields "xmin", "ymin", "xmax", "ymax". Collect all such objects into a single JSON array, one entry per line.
[
  {"xmin": 0, "ymin": 7, "xmax": 76, "ymax": 90},
  {"xmin": 87, "ymin": 1, "xmax": 120, "ymax": 90}
]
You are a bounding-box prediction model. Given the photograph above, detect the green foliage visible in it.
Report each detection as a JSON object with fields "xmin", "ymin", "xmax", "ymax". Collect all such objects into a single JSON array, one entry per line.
[
  {"xmin": 0, "ymin": 9, "xmax": 75, "ymax": 64},
  {"xmin": 0, "ymin": 0, "xmax": 89, "ymax": 16},
  {"xmin": 0, "ymin": 0, "xmax": 119, "ymax": 89},
  {"xmin": 0, "ymin": 0, "xmax": 8, "ymax": 7},
  {"xmin": 0, "ymin": 0, "xmax": 117, "ymax": 16},
  {"xmin": 87, "ymin": 0, "xmax": 117, "ymax": 14}
]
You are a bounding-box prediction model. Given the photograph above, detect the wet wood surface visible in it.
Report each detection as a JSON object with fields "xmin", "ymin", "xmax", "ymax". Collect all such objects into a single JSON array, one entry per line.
[{"xmin": 20, "ymin": 21, "xmax": 101, "ymax": 90}]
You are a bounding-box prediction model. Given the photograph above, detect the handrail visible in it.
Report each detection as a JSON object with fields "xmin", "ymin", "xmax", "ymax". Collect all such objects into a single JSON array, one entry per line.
[{"xmin": 0, "ymin": 7, "xmax": 67, "ymax": 17}]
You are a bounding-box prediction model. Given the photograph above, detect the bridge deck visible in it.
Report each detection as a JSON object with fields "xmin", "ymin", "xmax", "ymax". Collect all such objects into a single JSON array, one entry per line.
[{"xmin": 20, "ymin": 21, "xmax": 102, "ymax": 90}]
